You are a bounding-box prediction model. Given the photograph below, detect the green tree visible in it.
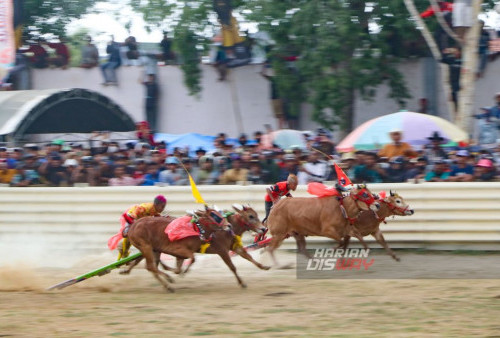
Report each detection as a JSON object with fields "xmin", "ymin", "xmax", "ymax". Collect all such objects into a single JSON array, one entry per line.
[
  {"xmin": 24, "ymin": 0, "xmax": 103, "ymax": 38},
  {"xmin": 130, "ymin": 0, "xmax": 432, "ymax": 131}
]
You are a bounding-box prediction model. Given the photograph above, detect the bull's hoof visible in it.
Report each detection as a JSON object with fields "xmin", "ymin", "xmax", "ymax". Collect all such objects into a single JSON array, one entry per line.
[
  {"xmin": 394, "ymin": 256, "xmax": 401, "ymax": 262},
  {"xmin": 277, "ymin": 263, "xmax": 294, "ymax": 270},
  {"xmin": 260, "ymin": 265, "xmax": 271, "ymax": 270},
  {"xmin": 119, "ymin": 269, "xmax": 130, "ymax": 275},
  {"xmin": 240, "ymin": 283, "xmax": 247, "ymax": 289},
  {"xmin": 166, "ymin": 287, "xmax": 175, "ymax": 293}
]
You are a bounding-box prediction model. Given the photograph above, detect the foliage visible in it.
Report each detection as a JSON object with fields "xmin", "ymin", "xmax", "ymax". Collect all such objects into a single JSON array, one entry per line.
[
  {"xmin": 66, "ymin": 29, "xmax": 90, "ymax": 67},
  {"xmin": 23, "ymin": 0, "xmax": 103, "ymax": 38}
]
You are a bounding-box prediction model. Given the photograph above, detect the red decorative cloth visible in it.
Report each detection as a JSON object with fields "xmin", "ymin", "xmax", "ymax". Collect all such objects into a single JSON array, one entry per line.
[
  {"xmin": 165, "ymin": 216, "xmax": 200, "ymax": 241},
  {"xmin": 307, "ymin": 182, "xmax": 341, "ymax": 197}
]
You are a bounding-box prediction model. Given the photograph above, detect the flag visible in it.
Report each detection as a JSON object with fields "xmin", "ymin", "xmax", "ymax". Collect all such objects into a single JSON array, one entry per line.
[
  {"xmin": 189, "ymin": 174, "xmax": 205, "ymax": 204},
  {"xmin": 334, "ymin": 163, "xmax": 352, "ymax": 188},
  {"xmin": 0, "ymin": 0, "xmax": 15, "ymax": 70}
]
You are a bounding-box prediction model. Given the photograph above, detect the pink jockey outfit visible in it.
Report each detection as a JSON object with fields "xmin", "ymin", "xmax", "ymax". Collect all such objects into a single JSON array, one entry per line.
[{"xmin": 107, "ymin": 202, "xmax": 161, "ymax": 250}]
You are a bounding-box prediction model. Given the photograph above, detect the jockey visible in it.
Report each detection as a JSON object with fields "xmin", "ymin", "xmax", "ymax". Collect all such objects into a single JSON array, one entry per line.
[
  {"xmin": 107, "ymin": 195, "xmax": 167, "ymax": 260},
  {"xmin": 262, "ymin": 173, "xmax": 298, "ymax": 224}
]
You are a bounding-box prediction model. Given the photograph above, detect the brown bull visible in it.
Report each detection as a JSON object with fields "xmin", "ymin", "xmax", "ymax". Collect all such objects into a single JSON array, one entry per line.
[
  {"xmin": 338, "ymin": 190, "xmax": 414, "ymax": 261},
  {"xmin": 126, "ymin": 206, "xmax": 230, "ymax": 292},
  {"xmin": 167, "ymin": 204, "xmax": 270, "ymax": 280},
  {"xmin": 265, "ymin": 185, "xmax": 380, "ymax": 266}
]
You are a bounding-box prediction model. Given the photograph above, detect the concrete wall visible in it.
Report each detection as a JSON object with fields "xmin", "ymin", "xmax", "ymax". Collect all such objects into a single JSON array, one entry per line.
[
  {"xmin": 31, "ymin": 58, "xmax": 500, "ymax": 138},
  {"xmin": 1, "ymin": 182, "xmax": 499, "ymax": 267}
]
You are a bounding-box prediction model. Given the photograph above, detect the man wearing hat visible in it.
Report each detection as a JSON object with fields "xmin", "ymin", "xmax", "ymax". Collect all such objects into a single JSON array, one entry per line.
[
  {"xmin": 378, "ymin": 128, "xmax": 418, "ymax": 159},
  {"xmin": 424, "ymin": 131, "xmax": 448, "ymax": 163},
  {"xmin": 159, "ymin": 157, "xmax": 183, "ymax": 185},
  {"xmin": 474, "ymin": 158, "xmax": 497, "ymax": 181},
  {"xmin": 447, "ymin": 150, "xmax": 474, "ymax": 182}
]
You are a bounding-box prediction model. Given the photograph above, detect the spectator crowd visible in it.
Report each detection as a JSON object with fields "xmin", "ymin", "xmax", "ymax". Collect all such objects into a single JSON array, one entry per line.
[{"xmin": 0, "ymin": 128, "xmax": 498, "ymax": 188}]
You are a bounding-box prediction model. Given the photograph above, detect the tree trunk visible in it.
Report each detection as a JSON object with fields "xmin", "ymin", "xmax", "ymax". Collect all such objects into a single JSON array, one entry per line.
[
  {"xmin": 456, "ymin": 1, "xmax": 483, "ymax": 137},
  {"xmin": 403, "ymin": 0, "xmax": 455, "ymax": 120}
]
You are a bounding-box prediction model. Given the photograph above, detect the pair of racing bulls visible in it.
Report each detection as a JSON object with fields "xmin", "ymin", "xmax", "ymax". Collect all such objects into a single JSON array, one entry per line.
[{"xmin": 123, "ymin": 184, "xmax": 414, "ymax": 292}]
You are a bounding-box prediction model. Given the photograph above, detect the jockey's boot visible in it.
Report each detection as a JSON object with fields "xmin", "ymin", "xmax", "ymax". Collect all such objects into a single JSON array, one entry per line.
[{"xmin": 117, "ymin": 238, "xmax": 131, "ymax": 260}]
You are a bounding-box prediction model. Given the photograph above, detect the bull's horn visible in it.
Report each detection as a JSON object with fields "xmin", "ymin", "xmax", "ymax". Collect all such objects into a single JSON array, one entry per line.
[
  {"xmin": 390, "ymin": 190, "xmax": 395, "ymax": 196},
  {"xmin": 232, "ymin": 203, "xmax": 243, "ymax": 212}
]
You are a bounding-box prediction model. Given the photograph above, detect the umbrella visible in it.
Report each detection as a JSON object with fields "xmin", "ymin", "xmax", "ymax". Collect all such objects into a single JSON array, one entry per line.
[
  {"xmin": 271, "ymin": 129, "xmax": 307, "ymax": 150},
  {"xmin": 336, "ymin": 111, "xmax": 469, "ymax": 152}
]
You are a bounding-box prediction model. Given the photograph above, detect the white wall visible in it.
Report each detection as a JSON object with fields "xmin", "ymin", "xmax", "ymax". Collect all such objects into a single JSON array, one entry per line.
[
  {"xmin": 1, "ymin": 182, "xmax": 499, "ymax": 267},
  {"xmin": 31, "ymin": 58, "xmax": 500, "ymax": 139}
]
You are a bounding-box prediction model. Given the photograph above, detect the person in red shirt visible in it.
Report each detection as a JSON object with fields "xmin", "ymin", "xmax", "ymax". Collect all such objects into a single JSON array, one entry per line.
[
  {"xmin": 420, "ymin": 1, "xmax": 453, "ymax": 18},
  {"xmin": 263, "ymin": 173, "xmax": 298, "ymax": 223},
  {"xmin": 24, "ymin": 38, "xmax": 48, "ymax": 68},
  {"xmin": 47, "ymin": 37, "xmax": 70, "ymax": 69}
]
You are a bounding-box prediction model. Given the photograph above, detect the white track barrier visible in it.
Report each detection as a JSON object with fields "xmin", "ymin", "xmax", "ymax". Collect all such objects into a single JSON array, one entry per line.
[{"xmin": 0, "ymin": 182, "xmax": 499, "ymax": 267}]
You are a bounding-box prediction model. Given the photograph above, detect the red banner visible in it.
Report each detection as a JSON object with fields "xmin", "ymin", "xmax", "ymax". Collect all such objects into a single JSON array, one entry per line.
[{"xmin": 0, "ymin": 0, "xmax": 15, "ymax": 69}]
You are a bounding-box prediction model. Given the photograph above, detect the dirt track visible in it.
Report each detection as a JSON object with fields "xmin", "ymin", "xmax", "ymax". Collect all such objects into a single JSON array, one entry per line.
[{"xmin": 1, "ymin": 251, "xmax": 500, "ymax": 337}]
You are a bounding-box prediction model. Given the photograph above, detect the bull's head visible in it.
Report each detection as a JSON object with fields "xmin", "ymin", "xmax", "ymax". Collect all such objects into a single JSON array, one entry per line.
[
  {"xmin": 195, "ymin": 205, "xmax": 231, "ymax": 231},
  {"xmin": 384, "ymin": 191, "xmax": 414, "ymax": 216},
  {"xmin": 351, "ymin": 185, "xmax": 380, "ymax": 211},
  {"xmin": 232, "ymin": 203, "xmax": 266, "ymax": 234}
]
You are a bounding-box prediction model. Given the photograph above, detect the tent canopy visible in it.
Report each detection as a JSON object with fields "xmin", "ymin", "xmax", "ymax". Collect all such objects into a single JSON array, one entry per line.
[{"xmin": 0, "ymin": 88, "xmax": 136, "ymax": 142}]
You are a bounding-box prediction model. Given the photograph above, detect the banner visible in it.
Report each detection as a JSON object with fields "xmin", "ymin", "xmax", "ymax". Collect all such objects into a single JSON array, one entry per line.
[{"xmin": 0, "ymin": 0, "xmax": 15, "ymax": 70}]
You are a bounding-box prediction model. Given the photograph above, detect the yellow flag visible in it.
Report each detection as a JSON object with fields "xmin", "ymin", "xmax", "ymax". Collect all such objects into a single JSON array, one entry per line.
[{"xmin": 189, "ymin": 174, "xmax": 205, "ymax": 204}]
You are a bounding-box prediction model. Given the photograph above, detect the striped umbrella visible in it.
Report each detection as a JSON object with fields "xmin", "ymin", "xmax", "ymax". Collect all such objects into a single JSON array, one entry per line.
[{"xmin": 336, "ymin": 111, "xmax": 468, "ymax": 152}]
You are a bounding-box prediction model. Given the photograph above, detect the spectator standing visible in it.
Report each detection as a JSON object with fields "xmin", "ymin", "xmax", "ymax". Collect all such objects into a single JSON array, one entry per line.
[
  {"xmin": 80, "ymin": 36, "xmax": 99, "ymax": 69},
  {"xmin": 378, "ymin": 129, "xmax": 418, "ymax": 159},
  {"xmin": 142, "ymin": 74, "xmax": 159, "ymax": 132},
  {"xmin": 477, "ymin": 20, "xmax": 490, "ymax": 78},
  {"xmin": 100, "ymin": 36, "xmax": 122, "ymax": 86},
  {"xmin": 214, "ymin": 45, "xmax": 228, "ymax": 81},
  {"xmin": 424, "ymin": 131, "xmax": 448, "ymax": 163},
  {"xmin": 160, "ymin": 32, "xmax": 174, "ymax": 65},
  {"xmin": 297, "ymin": 151, "xmax": 329, "ymax": 184},
  {"xmin": 441, "ymin": 48, "xmax": 462, "ymax": 113}
]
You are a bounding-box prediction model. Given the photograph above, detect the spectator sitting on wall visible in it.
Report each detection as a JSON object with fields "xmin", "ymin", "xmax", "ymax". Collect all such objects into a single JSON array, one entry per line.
[
  {"xmin": 378, "ymin": 128, "xmax": 418, "ymax": 159},
  {"xmin": 100, "ymin": 35, "xmax": 122, "ymax": 86},
  {"xmin": 47, "ymin": 36, "xmax": 70, "ymax": 69},
  {"xmin": 80, "ymin": 35, "xmax": 99, "ymax": 69},
  {"xmin": 447, "ymin": 149, "xmax": 474, "ymax": 182},
  {"xmin": 24, "ymin": 37, "xmax": 48, "ymax": 68},
  {"xmin": 425, "ymin": 158, "xmax": 451, "ymax": 181},
  {"xmin": 141, "ymin": 74, "xmax": 159, "ymax": 132}
]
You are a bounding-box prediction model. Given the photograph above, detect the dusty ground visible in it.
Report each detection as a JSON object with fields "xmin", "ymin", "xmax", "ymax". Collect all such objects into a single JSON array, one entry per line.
[{"xmin": 1, "ymin": 251, "xmax": 500, "ymax": 337}]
